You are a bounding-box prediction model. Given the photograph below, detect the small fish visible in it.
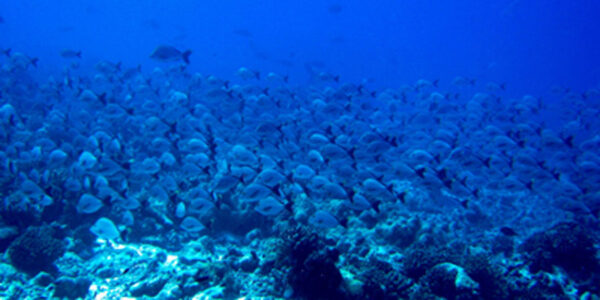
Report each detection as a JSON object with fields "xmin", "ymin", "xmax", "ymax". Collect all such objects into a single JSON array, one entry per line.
[
  {"xmin": 318, "ymin": 71, "xmax": 340, "ymax": 82},
  {"xmin": 237, "ymin": 67, "xmax": 260, "ymax": 80},
  {"xmin": 415, "ymin": 79, "xmax": 439, "ymax": 91},
  {"xmin": 150, "ymin": 45, "xmax": 192, "ymax": 64},
  {"xmin": 452, "ymin": 76, "xmax": 476, "ymax": 86},
  {"xmin": 309, "ymin": 210, "xmax": 346, "ymax": 228},
  {"xmin": 6, "ymin": 51, "xmax": 38, "ymax": 68},
  {"xmin": 486, "ymin": 81, "xmax": 506, "ymax": 91},
  {"xmin": 266, "ymin": 72, "xmax": 289, "ymax": 83},
  {"xmin": 60, "ymin": 49, "xmax": 82, "ymax": 58},
  {"xmin": 0, "ymin": 16, "xmax": 4, "ymax": 24},
  {"xmin": 95, "ymin": 60, "xmax": 122, "ymax": 73}
]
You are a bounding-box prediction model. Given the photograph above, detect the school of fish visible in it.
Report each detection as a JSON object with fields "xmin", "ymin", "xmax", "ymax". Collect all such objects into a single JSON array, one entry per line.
[{"xmin": 0, "ymin": 46, "xmax": 600, "ymax": 298}]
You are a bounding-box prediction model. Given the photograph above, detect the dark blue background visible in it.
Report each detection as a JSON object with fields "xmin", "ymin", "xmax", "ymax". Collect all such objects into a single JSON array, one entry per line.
[{"xmin": 1, "ymin": 0, "xmax": 599, "ymax": 95}]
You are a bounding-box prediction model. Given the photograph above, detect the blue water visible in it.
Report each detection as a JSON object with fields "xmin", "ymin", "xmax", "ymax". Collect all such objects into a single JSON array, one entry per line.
[
  {"xmin": 2, "ymin": 1, "xmax": 599, "ymax": 94},
  {"xmin": 1, "ymin": 1, "xmax": 600, "ymax": 299}
]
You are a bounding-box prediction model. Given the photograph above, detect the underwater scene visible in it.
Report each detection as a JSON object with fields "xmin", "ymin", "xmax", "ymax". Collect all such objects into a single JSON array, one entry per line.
[{"xmin": 1, "ymin": 1, "xmax": 600, "ymax": 299}]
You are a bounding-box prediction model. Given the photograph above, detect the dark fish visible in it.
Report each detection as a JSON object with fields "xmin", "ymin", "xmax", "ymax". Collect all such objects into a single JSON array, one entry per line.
[
  {"xmin": 150, "ymin": 45, "xmax": 191, "ymax": 64},
  {"xmin": 0, "ymin": 16, "xmax": 4, "ymax": 24},
  {"xmin": 28, "ymin": 56, "xmax": 39, "ymax": 67},
  {"xmin": 121, "ymin": 65, "xmax": 142, "ymax": 81},
  {"xmin": 60, "ymin": 49, "xmax": 82, "ymax": 58}
]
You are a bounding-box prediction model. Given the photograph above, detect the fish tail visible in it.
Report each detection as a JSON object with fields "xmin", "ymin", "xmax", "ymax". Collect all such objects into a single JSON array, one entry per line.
[{"xmin": 182, "ymin": 50, "xmax": 192, "ymax": 64}]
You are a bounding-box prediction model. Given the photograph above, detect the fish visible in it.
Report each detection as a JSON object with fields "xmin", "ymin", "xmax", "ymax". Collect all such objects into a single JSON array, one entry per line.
[
  {"xmin": 452, "ymin": 76, "xmax": 476, "ymax": 86},
  {"xmin": 3, "ymin": 51, "xmax": 38, "ymax": 68},
  {"xmin": 60, "ymin": 49, "xmax": 82, "ymax": 58},
  {"xmin": 95, "ymin": 60, "xmax": 122, "ymax": 73},
  {"xmin": 415, "ymin": 79, "xmax": 439, "ymax": 91},
  {"xmin": 0, "ymin": 44, "xmax": 598, "ymax": 300},
  {"xmin": 309, "ymin": 210, "xmax": 346, "ymax": 228},
  {"xmin": 150, "ymin": 45, "xmax": 192, "ymax": 64},
  {"xmin": 237, "ymin": 67, "xmax": 260, "ymax": 80}
]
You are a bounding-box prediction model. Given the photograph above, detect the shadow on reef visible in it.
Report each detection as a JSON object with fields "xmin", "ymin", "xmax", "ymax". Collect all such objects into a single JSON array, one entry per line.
[{"xmin": 270, "ymin": 221, "xmax": 599, "ymax": 300}]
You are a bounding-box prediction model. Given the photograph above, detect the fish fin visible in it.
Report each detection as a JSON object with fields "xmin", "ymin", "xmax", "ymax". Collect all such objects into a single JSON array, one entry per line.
[
  {"xmin": 397, "ymin": 191, "xmax": 406, "ymax": 204},
  {"xmin": 285, "ymin": 172, "xmax": 294, "ymax": 183},
  {"xmin": 357, "ymin": 84, "xmax": 365, "ymax": 95},
  {"xmin": 525, "ymin": 180, "xmax": 534, "ymax": 190},
  {"xmin": 182, "ymin": 50, "xmax": 192, "ymax": 64},
  {"xmin": 562, "ymin": 135, "xmax": 574, "ymax": 148},
  {"xmin": 483, "ymin": 157, "xmax": 491, "ymax": 168},
  {"xmin": 339, "ymin": 217, "xmax": 349, "ymax": 228},
  {"xmin": 284, "ymin": 197, "xmax": 294, "ymax": 214},
  {"xmin": 415, "ymin": 167, "xmax": 426, "ymax": 178},
  {"xmin": 372, "ymin": 201, "xmax": 381, "ymax": 213},
  {"xmin": 98, "ymin": 92, "xmax": 108, "ymax": 105}
]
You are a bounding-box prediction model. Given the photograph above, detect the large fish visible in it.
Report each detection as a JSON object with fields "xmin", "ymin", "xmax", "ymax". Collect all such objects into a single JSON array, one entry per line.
[{"xmin": 150, "ymin": 45, "xmax": 191, "ymax": 64}]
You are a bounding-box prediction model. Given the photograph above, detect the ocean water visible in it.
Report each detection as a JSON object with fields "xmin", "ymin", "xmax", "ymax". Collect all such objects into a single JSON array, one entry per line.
[{"xmin": 0, "ymin": 1, "xmax": 599, "ymax": 299}]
